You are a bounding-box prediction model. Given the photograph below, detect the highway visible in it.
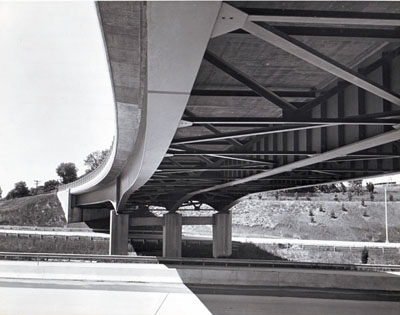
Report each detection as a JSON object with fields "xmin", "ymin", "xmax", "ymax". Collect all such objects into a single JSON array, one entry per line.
[
  {"xmin": 197, "ymin": 294, "xmax": 400, "ymax": 315},
  {"xmin": 1, "ymin": 278, "xmax": 399, "ymax": 315},
  {"xmin": 0, "ymin": 257, "xmax": 399, "ymax": 315},
  {"xmin": 0, "ymin": 261, "xmax": 211, "ymax": 315},
  {"xmin": 0, "ymin": 279, "xmax": 212, "ymax": 315}
]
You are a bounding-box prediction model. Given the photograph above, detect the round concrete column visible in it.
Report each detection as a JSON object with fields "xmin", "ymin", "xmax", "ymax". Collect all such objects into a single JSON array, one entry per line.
[
  {"xmin": 213, "ymin": 211, "xmax": 232, "ymax": 258},
  {"xmin": 163, "ymin": 212, "xmax": 182, "ymax": 258}
]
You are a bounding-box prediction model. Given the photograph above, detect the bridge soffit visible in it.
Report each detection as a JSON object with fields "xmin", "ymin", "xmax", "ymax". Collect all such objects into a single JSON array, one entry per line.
[{"xmin": 165, "ymin": 3, "xmax": 400, "ymax": 211}]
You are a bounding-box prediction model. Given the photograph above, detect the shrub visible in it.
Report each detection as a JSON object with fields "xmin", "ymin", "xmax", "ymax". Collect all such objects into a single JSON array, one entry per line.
[
  {"xmin": 310, "ymin": 217, "xmax": 316, "ymax": 224},
  {"xmin": 361, "ymin": 198, "xmax": 366, "ymax": 207},
  {"xmin": 294, "ymin": 192, "xmax": 299, "ymax": 200},
  {"xmin": 334, "ymin": 194, "xmax": 339, "ymax": 202},
  {"xmin": 347, "ymin": 191, "xmax": 352, "ymax": 201},
  {"xmin": 43, "ymin": 180, "xmax": 60, "ymax": 193},
  {"xmin": 306, "ymin": 192, "xmax": 311, "ymax": 201},
  {"xmin": 363, "ymin": 210, "xmax": 369, "ymax": 217},
  {"xmin": 330, "ymin": 210, "xmax": 337, "ymax": 219},
  {"xmin": 350, "ymin": 180, "xmax": 363, "ymax": 196},
  {"xmin": 389, "ymin": 194, "xmax": 394, "ymax": 202},
  {"xmin": 370, "ymin": 192, "xmax": 375, "ymax": 201},
  {"xmin": 309, "ymin": 209, "xmax": 314, "ymax": 217},
  {"xmin": 319, "ymin": 205, "xmax": 325, "ymax": 212},
  {"xmin": 366, "ymin": 182, "xmax": 375, "ymax": 193},
  {"xmin": 341, "ymin": 203, "xmax": 347, "ymax": 212}
]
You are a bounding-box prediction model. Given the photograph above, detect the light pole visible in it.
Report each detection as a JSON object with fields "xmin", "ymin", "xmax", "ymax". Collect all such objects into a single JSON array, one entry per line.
[{"xmin": 385, "ymin": 184, "xmax": 389, "ymax": 243}]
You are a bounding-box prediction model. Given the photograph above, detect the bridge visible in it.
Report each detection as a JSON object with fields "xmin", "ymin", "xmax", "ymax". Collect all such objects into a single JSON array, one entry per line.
[{"xmin": 57, "ymin": 1, "xmax": 400, "ymax": 257}]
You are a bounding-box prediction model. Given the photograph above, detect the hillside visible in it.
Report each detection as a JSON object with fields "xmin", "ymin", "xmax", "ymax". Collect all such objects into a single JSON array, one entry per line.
[
  {"xmin": 1, "ymin": 188, "xmax": 399, "ymax": 243},
  {"xmin": 183, "ymin": 187, "xmax": 400, "ymax": 243},
  {"xmin": 0, "ymin": 193, "xmax": 66, "ymax": 227},
  {"xmin": 230, "ymin": 198, "xmax": 400, "ymax": 242}
]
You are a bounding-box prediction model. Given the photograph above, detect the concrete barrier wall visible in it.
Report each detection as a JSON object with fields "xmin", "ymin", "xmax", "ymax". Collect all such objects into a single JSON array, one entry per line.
[
  {"xmin": 0, "ymin": 233, "xmax": 108, "ymax": 255},
  {"xmin": 176, "ymin": 266, "xmax": 400, "ymax": 292}
]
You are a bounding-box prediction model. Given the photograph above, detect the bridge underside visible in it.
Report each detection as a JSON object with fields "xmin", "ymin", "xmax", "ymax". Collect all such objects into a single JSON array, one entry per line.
[
  {"xmin": 57, "ymin": 1, "xmax": 400, "ymax": 256},
  {"xmin": 126, "ymin": 1, "xmax": 400, "ymax": 212}
]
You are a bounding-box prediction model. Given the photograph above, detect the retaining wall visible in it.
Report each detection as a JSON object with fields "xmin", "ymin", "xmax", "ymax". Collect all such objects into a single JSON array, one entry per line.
[{"xmin": 0, "ymin": 232, "xmax": 108, "ymax": 255}]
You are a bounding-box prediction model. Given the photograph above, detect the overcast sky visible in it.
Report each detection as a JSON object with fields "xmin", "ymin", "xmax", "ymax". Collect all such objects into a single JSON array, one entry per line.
[{"xmin": 0, "ymin": 2, "xmax": 114, "ymax": 195}]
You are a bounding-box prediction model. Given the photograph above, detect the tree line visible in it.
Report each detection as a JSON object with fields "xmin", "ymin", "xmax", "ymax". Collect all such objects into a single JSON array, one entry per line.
[{"xmin": 1, "ymin": 149, "xmax": 109, "ymax": 200}]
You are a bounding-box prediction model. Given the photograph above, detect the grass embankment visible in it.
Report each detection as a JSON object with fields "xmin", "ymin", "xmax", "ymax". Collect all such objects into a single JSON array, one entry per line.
[
  {"xmin": 0, "ymin": 193, "xmax": 66, "ymax": 227},
  {"xmin": 1, "ymin": 188, "xmax": 399, "ymax": 244},
  {"xmin": 230, "ymin": 191, "xmax": 400, "ymax": 242}
]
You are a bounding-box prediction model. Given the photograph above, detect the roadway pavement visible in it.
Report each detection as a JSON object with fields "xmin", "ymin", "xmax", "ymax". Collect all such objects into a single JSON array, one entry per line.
[
  {"xmin": 197, "ymin": 294, "xmax": 400, "ymax": 315},
  {"xmin": 0, "ymin": 261, "xmax": 211, "ymax": 315},
  {"xmin": 1, "ymin": 259, "xmax": 399, "ymax": 315}
]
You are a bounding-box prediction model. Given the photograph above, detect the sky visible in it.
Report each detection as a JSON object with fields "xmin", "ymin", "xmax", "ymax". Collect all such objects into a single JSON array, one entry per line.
[{"xmin": 0, "ymin": 2, "xmax": 114, "ymax": 195}]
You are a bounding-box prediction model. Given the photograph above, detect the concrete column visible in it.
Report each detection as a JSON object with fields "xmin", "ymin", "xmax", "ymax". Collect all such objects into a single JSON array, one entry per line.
[
  {"xmin": 109, "ymin": 210, "xmax": 129, "ymax": 255},
  {"xmin": 163, "ymin": 213, "xmax": 182, "ymax": 258},
  {"xmin": 213, "ymin": 212, "xmax": 232, "ymax": 258}
]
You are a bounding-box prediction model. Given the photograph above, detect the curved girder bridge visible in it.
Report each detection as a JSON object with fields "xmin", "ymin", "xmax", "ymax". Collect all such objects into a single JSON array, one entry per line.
[{"xmin": 57, "ymin": 1, "xmax": 400, "ymax": 256}]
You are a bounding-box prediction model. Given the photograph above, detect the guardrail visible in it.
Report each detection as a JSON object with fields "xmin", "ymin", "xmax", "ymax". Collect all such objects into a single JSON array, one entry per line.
[
  {"xmin": 0, "ymin": 252, "xmax": 157, "ymax": 264},
  {"xmin": 58, "ymin": 137, "xmax": 115, "ymax": 192},
  {"xmin": 0, "ymin": 252, "xmax": 398, "ymax": 272}
]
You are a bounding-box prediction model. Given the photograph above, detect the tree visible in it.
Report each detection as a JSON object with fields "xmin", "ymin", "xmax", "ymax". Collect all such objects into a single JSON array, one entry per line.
[
  {"xmin": 6, "ymin": 181, "xmax": 30, "ymax": 199},
  {"xmin": 84, "ymin": 149, "xmax": 110, "ymax": 173},
  {"xmin": 370, "ymin": 192, "xmax": 375, "ymax": 201},
  {"xmin": 56, "ymin": 162, "xmax": 78, "ymax": 184},
  {"xmin": 347, "ymin": 191, "xmax": 352, "ymax": 201},
  {"xmin": 43, "ymin": 180, "xmax": 59, "ymax": 192}
]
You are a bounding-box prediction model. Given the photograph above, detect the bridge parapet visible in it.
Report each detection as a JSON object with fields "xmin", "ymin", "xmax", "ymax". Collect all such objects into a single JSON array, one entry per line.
[{"xmin": 58, "ymin": 137, "xmax": 115, "ymax": 192}]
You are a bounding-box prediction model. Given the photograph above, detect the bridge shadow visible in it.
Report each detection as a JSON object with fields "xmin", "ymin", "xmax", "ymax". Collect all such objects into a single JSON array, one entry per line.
[{"xmin": 135, "ymin": 239, "xmax": 284, "ymax": 260}]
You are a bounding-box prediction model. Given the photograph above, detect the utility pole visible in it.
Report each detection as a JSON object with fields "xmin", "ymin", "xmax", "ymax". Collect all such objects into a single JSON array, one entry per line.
[{"xmin": 33, "ymin": 180, "xmax": 40, "ymax": 189}]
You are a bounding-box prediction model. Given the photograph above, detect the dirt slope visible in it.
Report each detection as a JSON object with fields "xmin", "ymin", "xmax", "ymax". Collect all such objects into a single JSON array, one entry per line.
[
  {"xmin": 0, "ymin": 193, "xmax": 66, "ymax": 227},
  {"xmin": 231, "ymin": 198, "xmax": 400, "ymax": 242}
]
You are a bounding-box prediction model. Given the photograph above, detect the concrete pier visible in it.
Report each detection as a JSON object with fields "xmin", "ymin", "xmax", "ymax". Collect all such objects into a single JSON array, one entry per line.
[
  {"xmin": 163, "ymin": 213, "xmax": 182, "ymax": 258},
  {"xmin": 213, "ymin": 212, "xmax": 232, "ymax": 258},
  {"xmin": 109, "ymin": 210, "xmax": 129, "ymax": 255}
]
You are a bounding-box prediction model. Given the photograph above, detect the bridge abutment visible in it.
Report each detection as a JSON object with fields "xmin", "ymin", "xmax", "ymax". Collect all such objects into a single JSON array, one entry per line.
[
  {"xmin": 213, "ymin": 212, "xmax": 232, "ymax": 258},
  {"xmin": 163, "ymin": 212, "xmax": 182, "ymax": 258},
  {"xmin": 109, "ymin": 210, "xmax": 129, "ymax": 255}
]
